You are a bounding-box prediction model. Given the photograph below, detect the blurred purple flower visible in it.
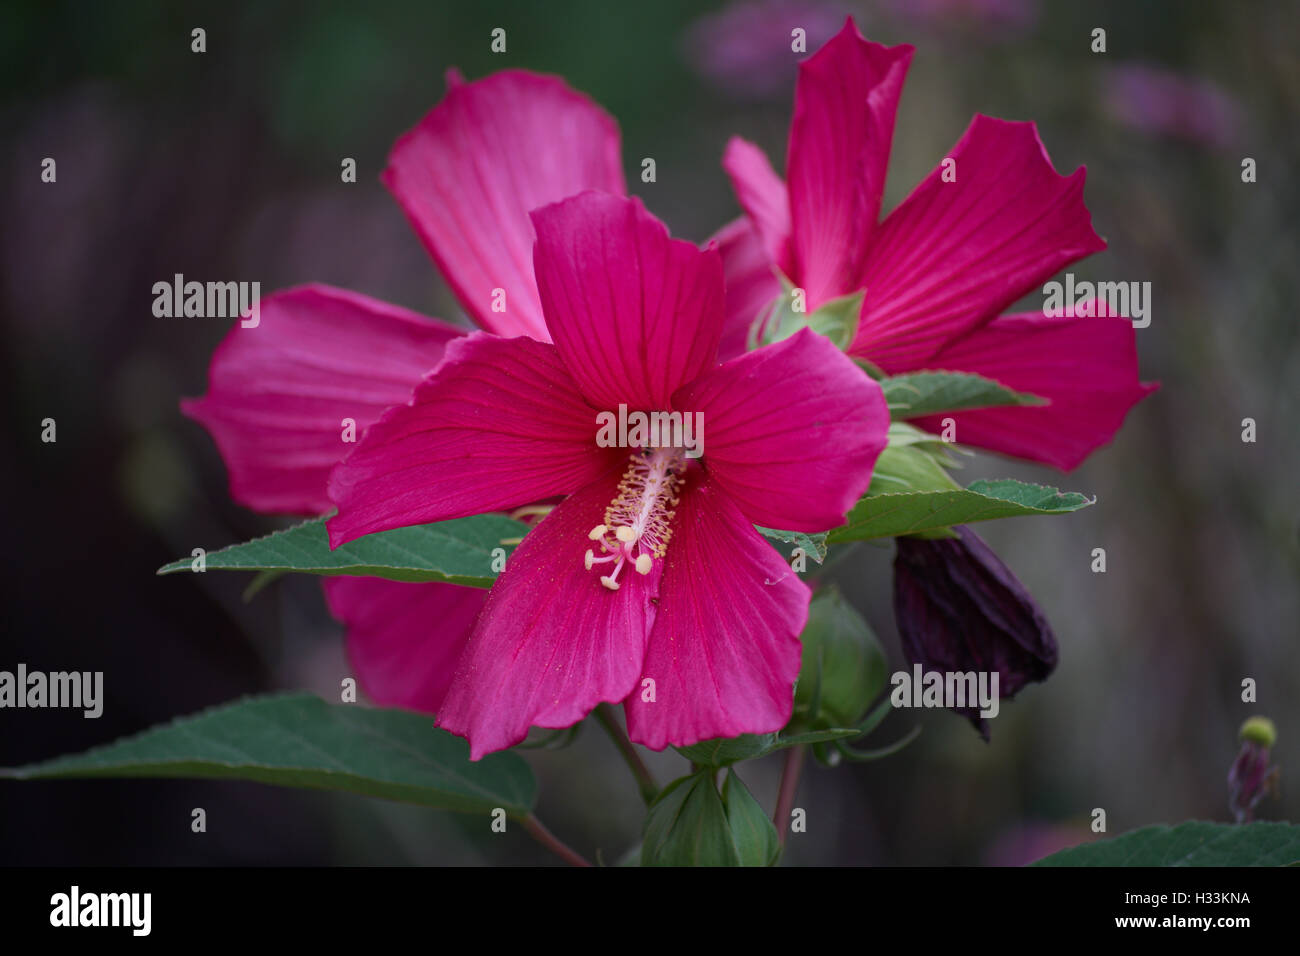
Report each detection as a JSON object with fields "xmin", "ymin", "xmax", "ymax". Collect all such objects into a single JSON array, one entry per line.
[
  {"xmin": 893, "ymin": 525, "xmax": 1058, "ymax": 739},
  {"xmin": 682, "ymin": 0, "xmax": 848, "ymax": 100},
  {"xmin": 879, "ymin": 0, "xmax": 1037, "ymax": 35},
  {"xmin": 1228, "ymin": 716, "xmax": 1278, "ymax": 823},
  {"xmin": 983, "ymin": 821, "xmax": 1093, "ymax": 866},
  {"xmin": 1104, "ymin": 64, "xmax": 1242, "ymax": 149}
]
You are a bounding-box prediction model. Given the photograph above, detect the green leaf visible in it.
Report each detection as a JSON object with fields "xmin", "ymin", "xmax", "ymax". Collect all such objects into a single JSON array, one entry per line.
[
  {"xmin": 157, "ymin": 513, "xmax": 529, "ymax": 587},
  {"xmin": 641, "ymin": 772, "xmax": 740, "ymax": 866},
  {"xmin": 883, "ymin": 420, "xmax": 965, "ymax": 450},
  {"xmin": 867, "ymin": 444, "xmax": 962, "ymax": 496},
  {"xmin": 721, "ymin": 770, "xmax": 780, "ymax": 866},
  {"xmin": 674, "ymin": 728, "xmax": 860, "ymax": 767},
  {"xmin": 756, "ymin": 526, "xmax": 829, "ymax": 564},
  {"xmin": 1032, "ymin": 821, "xmax": 1300, "ymax": 867},
  {"xmin": 881, "ymin": 370, "xmax": 1047, "ymax": 419},
  {"xmin": 0, "ymin": 693, "xmax": 536, "ymax": 815},
  {"xmin": 794, "ymin": 585, "xmax": 887, "ymax": 727},
  {"xmin": 750, "ymin": 277, "xmax": 863, "ymax": 352},
  {"xmin": 675, "ymin": 734, "xmax": 774, "ymax": 767},
  {"xmin": 829, "ymin": 479, "xmax": 1094, "ymax": 543},
  {"xmin": 770, "ymin": 728, "xmax": 863, "ymax": 748}
]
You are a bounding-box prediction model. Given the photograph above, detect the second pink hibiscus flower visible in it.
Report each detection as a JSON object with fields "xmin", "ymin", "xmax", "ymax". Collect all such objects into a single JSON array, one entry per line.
[{"xmin": 327, "ymin": 192, "xmax": 890, "ymax": 758}]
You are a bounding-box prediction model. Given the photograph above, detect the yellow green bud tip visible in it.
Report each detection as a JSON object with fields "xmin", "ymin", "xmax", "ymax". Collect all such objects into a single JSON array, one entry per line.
[{"xmin": 1239, "ymin": 716, "xmax": 1276, "ymax": 748}]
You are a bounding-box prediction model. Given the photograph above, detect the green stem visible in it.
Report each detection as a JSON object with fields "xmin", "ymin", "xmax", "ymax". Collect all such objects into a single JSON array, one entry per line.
[
  {"xmin": 774, "ymin": 744, "xmax": 807, "ymax": 851},
  {"xmin": 522, "ymin": 813, "xmax": 592, "ymax": 867},
  {"xmin": 594, "ymin": 703, "xmax": 659, "ymax": 805}
]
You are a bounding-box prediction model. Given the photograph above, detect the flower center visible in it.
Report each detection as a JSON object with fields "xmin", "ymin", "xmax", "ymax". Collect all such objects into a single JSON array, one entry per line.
[{"xmin": 585, "ymin": 448, "xmax": 688, "ymax": 591}]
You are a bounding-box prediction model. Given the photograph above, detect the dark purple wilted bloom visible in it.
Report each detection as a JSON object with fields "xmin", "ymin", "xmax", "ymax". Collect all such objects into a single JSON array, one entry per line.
[
  {"xmin": 893, "ymin": 525, "xmax": 1057, "ymax": 739},
  {"xmin": 1229, "ymin": 716, "xmax": 1279, "ymax": 823}
]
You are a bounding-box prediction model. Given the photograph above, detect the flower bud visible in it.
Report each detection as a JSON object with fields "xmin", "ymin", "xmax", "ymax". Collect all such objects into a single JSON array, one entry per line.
[
  {"xmin": 1228, "ymin": 716, "xmax": 1278, "ymax": 823},
  {"xmin": 892, "ymin": 525, "xmax": 1058, "ymax": 739},
  {"xmin": 793, "ymin": 585, "xmax": 887, "ymax": 728}
]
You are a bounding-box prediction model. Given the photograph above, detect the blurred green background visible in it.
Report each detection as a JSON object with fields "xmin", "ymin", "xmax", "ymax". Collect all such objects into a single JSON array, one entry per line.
[{"xmin": 1, "ymin": 0, "xmax": 1296, "ymax": 864}]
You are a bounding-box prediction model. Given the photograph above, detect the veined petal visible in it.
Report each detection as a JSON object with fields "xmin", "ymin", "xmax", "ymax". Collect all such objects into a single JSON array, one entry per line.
[
  {"xmin": 437, "ymin": 466, "xmax": 662, "ymax": 759},
  {"xmin": 327, "ymin": 332, "xmax": 620, "ymax": 547},
  {"xmin": 711, "ymin": 217, "xmax": 783, "ymax": 362},
  {"xmin": 787, "ymin": 18, "xmax": 913, "ymax": 307},
  {"xmin": 532, "ymin": 192, "xmax": 725, "ymax": 411},
  {"xmin": 722, "ymin": 136, "xmax": 792, "ymax": 274},
  {"xmin": 383, "ymin": 70, "xmax": 626, "ymax": 340},
  {"xmin": 854, "ymin": 115, "xmax": 1107, "ymax": 369},
  {"xmin": 323, "ymin": 577, "xmax": 485, "ymax": 714},
  {"xmin": 673, "ymin": 328, "xmax": 888, "ymax": 532},
  {"xmin": 181, "ymin": 284, "xmax": 462, "ymax": 515},
  {"xmin": 624, "ymin": 476, "xmax": 809, "ymax": 750},
  {"xmin": 909, "ymin": 309, "xmax": 1158, "ymax": 470}
]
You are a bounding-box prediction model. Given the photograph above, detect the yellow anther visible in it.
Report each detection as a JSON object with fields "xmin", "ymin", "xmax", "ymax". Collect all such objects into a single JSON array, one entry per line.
[{"xmin": 635, "ymin": 554, "xmax": 653, "ymax": 575}]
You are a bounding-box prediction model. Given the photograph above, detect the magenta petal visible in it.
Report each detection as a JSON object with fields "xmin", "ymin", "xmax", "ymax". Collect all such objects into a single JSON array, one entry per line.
[
  {"xmin": 673, "ymin": 328, "xmax": 888, "ymax": 532},
  {"xmin": 624, "ymin": 477, "xmax": 809, "ymax": 750},
  {"xmin": 787, "ymin": 18, "xmax": 913, "ymax": 307},
  {"xmin": 437, "ymin": 467, "xmax": 661, "ymax": 759},
  {"xmin": 909, "ymin": 310, "xmax": 1159, "ymax": 470},
  {"xmin": 532, "ymin": 192, "xmax": 725, "ymax": 411},
  {"xmin": 181, "ymin": 284, "xmax": 462, "ymax": 515},
  {"xmin": 327, "ymin": 332, "xmax": 621, "ymax": 547},
  {"xmin": 383, "ymin": 70, "xmax": 625, "ymax": 341},
  {"xmin": 323, "ymin": 577, "xmax": 485, "ymax": 714},
  {"xmin": 722, "ymin": 136, "xmax": 792, "ymax": 274},
  {"xmin": 711, "ymin": 217, "xmax": 783, "ymax": 362},
  {"xmin": 855, "ymin": 115, "xmax": 1107, "ymax": 370}
]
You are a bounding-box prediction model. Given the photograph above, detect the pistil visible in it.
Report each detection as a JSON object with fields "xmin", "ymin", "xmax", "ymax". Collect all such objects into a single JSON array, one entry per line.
[{"xmin": 584, "ymin": 448, "xmax": 687, "ymax": 590}]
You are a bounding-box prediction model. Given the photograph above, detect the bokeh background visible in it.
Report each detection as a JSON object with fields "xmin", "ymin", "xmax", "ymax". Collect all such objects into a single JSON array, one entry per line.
[{"xmin": 2, "ymin": 0, "xmax": 1296, "ymax": 865}]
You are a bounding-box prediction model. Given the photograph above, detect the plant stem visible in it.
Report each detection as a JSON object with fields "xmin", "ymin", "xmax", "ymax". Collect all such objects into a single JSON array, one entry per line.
[
  {"xmin": 594, "ymin": 703, "xmax": 659, "ymax": 805},
  {"xmin": 774, "ymin": 744, "xmax": 807, "ymax": 850},
  {"xmin": 522, "ymin": 813, "xmax": 592, "ymax": 867}
]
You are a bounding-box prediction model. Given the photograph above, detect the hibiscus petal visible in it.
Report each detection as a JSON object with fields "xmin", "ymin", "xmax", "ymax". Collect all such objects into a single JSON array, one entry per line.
[
  {"xmin": 722, "ymin": 136, "xmax": 792, "ymax": 274},
  {"xmin": 181, "ymin": 284, "xmax": 462, "ymax": 515},
  {"xmin": 624, "ymin": 476, "xmax": 809, "ymax": 750},
  {"xmin": 786, "ymin": 18, "xmax": 913, "ymax": 307},
  {"xmin": 437, "ymin": 466, "xmax": 662, "ymax": 759},
  {"xmin": 711, "ymin": 217, "xmax": 782, "ymax": 363},
  {"xmin": 672, "ymin": 328, "xmax": 888, "ymax": 532},
  {"xmin": 532, "ymin": 192, "xmax": 725, "ymax": 411},
  {"xmin": 327, "ymin": 332, "xmax": 621, "ymax": 547},
  {"xmin": 909, "ymin": 309, "xmax": 1158, "ymax": 470},
  {"xmin": 383, "ymin": 70, "xmax": 625, "ymax": 341},
  {"xmin": 855, "ymin": 115, "xmax": 1107, "ymax": 370},
  {"xmin": 323, "ymin": 577, "xmax": 485, "ymax": 714}
]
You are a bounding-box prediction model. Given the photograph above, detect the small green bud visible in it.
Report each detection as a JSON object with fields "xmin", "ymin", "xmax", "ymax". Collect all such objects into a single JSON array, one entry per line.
[
  {"xmin": 793, "ymin": 584, "xmax": 886, "ymax": 728},
  {"xmin": 1239, "ymin": 716, "xmax": 1277, "ymax": 748}
]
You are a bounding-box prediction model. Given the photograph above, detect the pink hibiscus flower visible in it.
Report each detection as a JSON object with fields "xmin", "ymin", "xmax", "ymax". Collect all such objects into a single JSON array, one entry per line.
[
  {"xmin": 717, "ymin": 17, "xmax": 1156, "ymax": 470},
  {"xmin": 182, "ymin": 70, "xmax": 630, "ymax": 712},
  {"xmin": 326, "ymin": 191, "xmax": 890, "ymax": 758}
]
